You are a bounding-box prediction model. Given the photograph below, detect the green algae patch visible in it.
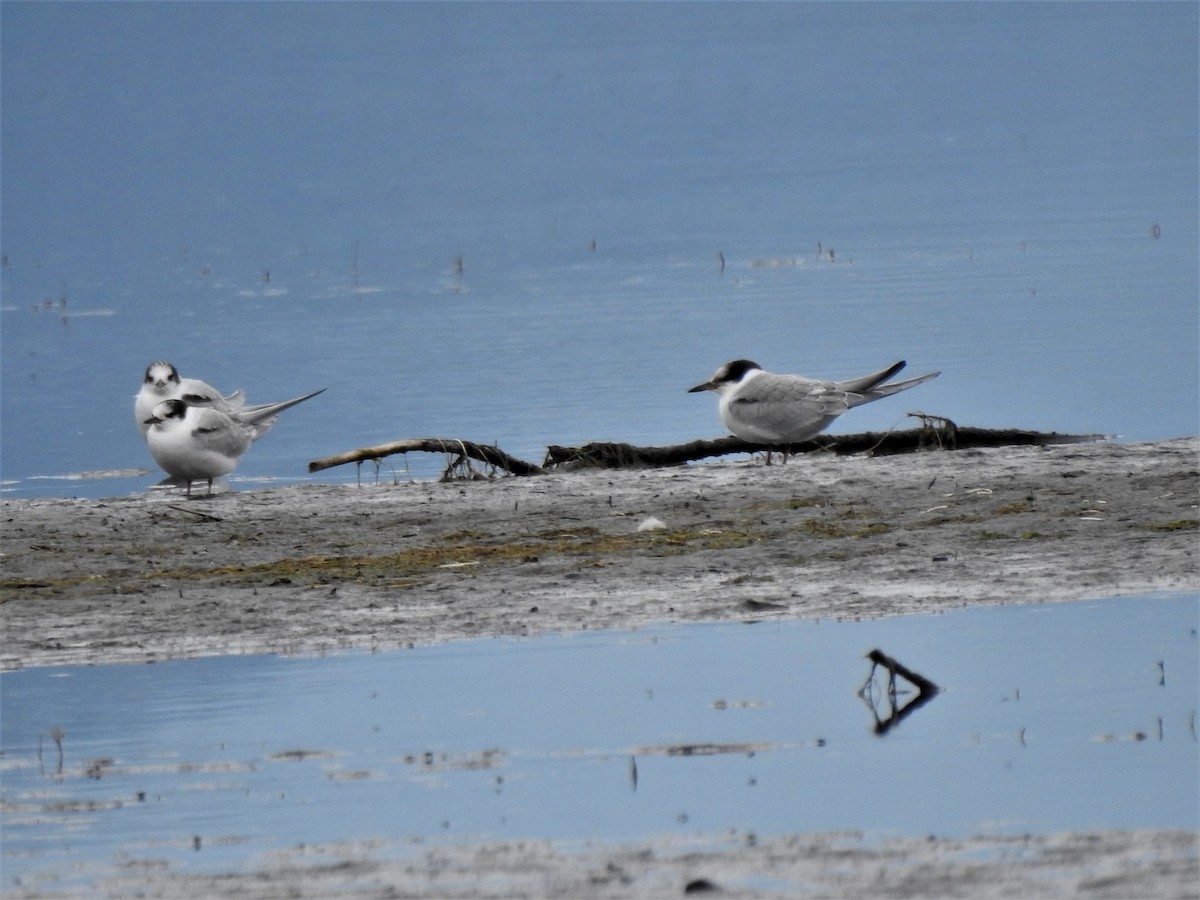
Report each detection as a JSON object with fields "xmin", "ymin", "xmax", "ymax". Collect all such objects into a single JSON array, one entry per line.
[
  {"xmin": 745, "ymin": 496, "xmax": 829, "ymax": 512},
  {"xmin": 1141, "ymin": 519, "xmax": 1198, "ymax": 532},
  {"xmin": 2, "ymin": 522, "xmax": 768, "ymax": 601},
  {"xmin": 798, "ymin": 519, "xmax": 893, "ymax": 539},
  {"xmin": 0, "ymin": 573, "xmax": 108, "ymax": 599},
  {"xmin": 994, "ymin": 500, "xmax": 1036, "ymax": 515},
  {"xmin": 133, "ymin": 523, "xmax": 763, "ymax": 591},
  {"xmin": 975, "ymin": 529, "xmax": 1051, "ymax": 541}
]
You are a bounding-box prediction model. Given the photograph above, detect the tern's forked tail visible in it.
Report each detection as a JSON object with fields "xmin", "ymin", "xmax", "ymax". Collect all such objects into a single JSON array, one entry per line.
[
  {"xmin": 850, "ymin": 370, "xmax": 940, "ymax": 406},
  {"xmin": 234, "ymin": 388, "xmax": 327, "ymax": 430}
]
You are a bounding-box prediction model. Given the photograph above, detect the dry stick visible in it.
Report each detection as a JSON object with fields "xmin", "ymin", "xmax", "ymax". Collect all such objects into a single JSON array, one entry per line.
[
  {"xmin": 164, "ymin": 504, "xmax": 223, "ymax": 522},
  {"xmin": 308, "ymin": 438, "xmax": 545, "ymax": 477}
]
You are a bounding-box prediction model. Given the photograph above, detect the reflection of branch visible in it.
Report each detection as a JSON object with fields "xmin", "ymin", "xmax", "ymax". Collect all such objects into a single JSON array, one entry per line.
[{"xmin": 858, "ymin": 649, "xmax": 939, "ymax": 735}]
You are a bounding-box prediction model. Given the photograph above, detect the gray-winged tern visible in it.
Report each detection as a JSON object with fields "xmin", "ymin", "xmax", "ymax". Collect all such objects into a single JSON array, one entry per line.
[
  {"xmin": 689, "ymin": 359, "xmax": 939, "ymax": 445},
  {"xmin": 143, "ymin": 392, "xmax": 319, "ymax": 497}
]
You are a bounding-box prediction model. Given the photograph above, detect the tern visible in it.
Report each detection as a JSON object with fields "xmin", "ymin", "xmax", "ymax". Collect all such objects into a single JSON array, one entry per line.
[
  {"xmin": 135, "ymin": 360, "xmax": 323, "ymax": 438},
  {"xmin": 143, "ymin": 394, "xmax": 317, "ymax": 497},
  {"xmin": 688, "ymin": 359, "xmax": 939, "ymax": 446}
]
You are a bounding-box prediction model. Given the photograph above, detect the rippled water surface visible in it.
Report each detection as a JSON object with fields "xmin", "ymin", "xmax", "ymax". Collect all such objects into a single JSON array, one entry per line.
[
  {"xmin": 3, "ymin": 594, "xmax": 1196, "ymax": 888},
  {"xmin": 2, "ymin": 3, "xmax": 1197, "ymax": 498}
]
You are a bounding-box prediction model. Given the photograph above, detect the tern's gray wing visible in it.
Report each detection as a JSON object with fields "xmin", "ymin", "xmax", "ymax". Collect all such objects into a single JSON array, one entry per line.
[
  {"xmin": 190, "ymin": 408, "xmax": 255, "ymax": 458},
  {"xmin": 728, "ymin": 372, "xmax": 853, "ymax": 441}
]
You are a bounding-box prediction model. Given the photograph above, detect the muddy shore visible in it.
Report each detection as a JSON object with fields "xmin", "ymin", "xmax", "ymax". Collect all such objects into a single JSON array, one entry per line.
[
  {"xmin": 3, "ymin": 438, "xmax": 1196, "ymax": 671},
  {"xmin": 2, "ymin": 437, "xmax": 1197, "ymax": 897}
]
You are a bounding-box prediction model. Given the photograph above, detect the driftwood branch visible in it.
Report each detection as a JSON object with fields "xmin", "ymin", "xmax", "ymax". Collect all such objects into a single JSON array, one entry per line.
[
  {"xmin": 308, "ymin": 421, "xmax": 1107, "ymax": 479},
  {"xmin": 307, "ymin": 438, "xmax": 545, "ymax": 477}
]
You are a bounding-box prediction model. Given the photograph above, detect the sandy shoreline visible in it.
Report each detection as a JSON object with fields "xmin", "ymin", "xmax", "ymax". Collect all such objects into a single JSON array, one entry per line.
[
  {"xmin": 3, "ymin": 438, "xmax": 1197, "ymax": 898},
  {"xmin": 3, "ymin": 438, "xmax": 1196, "ymax": 671}
]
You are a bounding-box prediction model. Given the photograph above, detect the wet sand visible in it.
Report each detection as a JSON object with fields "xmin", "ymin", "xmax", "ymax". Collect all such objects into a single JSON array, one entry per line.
[{"xmin": 3, "ymin": 438, "xmax": 1197, "ymax": 897}]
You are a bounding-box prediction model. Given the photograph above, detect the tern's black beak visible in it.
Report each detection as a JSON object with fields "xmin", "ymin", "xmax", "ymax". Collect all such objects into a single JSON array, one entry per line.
[
  {"xmin": 687, "ymin": 381, "xmax": 715, "ymax": 393},
  {"xmin": 144, "ymin": 415, "xmax": 162, "ymax": 426}
]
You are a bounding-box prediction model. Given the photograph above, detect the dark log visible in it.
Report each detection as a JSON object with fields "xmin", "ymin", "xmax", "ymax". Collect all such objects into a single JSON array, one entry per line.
[
  {"xmin": 544, "ymin": 421, "xmax": 1106, "ymax": 470},
  {"xmin": 543, "ymin": 438, "xmax": 750, "ymax": 469}
]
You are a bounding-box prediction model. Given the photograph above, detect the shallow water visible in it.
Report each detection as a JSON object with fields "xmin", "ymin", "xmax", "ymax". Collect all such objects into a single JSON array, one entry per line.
[
  {"xmin": 2, "ymin": 4, "xmax": 1197, "ymax": 499},
  {"xmin": 2, "ymin": 593, "xmax": 1196, "ymax": 888}
]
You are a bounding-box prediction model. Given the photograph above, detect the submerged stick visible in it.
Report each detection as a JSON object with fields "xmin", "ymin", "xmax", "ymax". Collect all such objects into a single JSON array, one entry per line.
[
  {"xmin": 859, "ymin": 648, "xmax": 940, "ymax": 735},
  {"xmin": 308, "ymin": 438, "xmax": 545, "ymax": 477},
  {"xmin": 864, "ymin": 648, "xmax": 940, "ymax": 696}
]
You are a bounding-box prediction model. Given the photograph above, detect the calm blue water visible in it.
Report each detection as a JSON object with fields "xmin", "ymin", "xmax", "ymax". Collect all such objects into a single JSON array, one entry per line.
[
  {"xmin": 2, "ymin": 594, "xmax": 1196, "ymax": 886},
  {"xmin": 3, "ymin": 3, "xmax": 1197, "ymax": 498}
]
